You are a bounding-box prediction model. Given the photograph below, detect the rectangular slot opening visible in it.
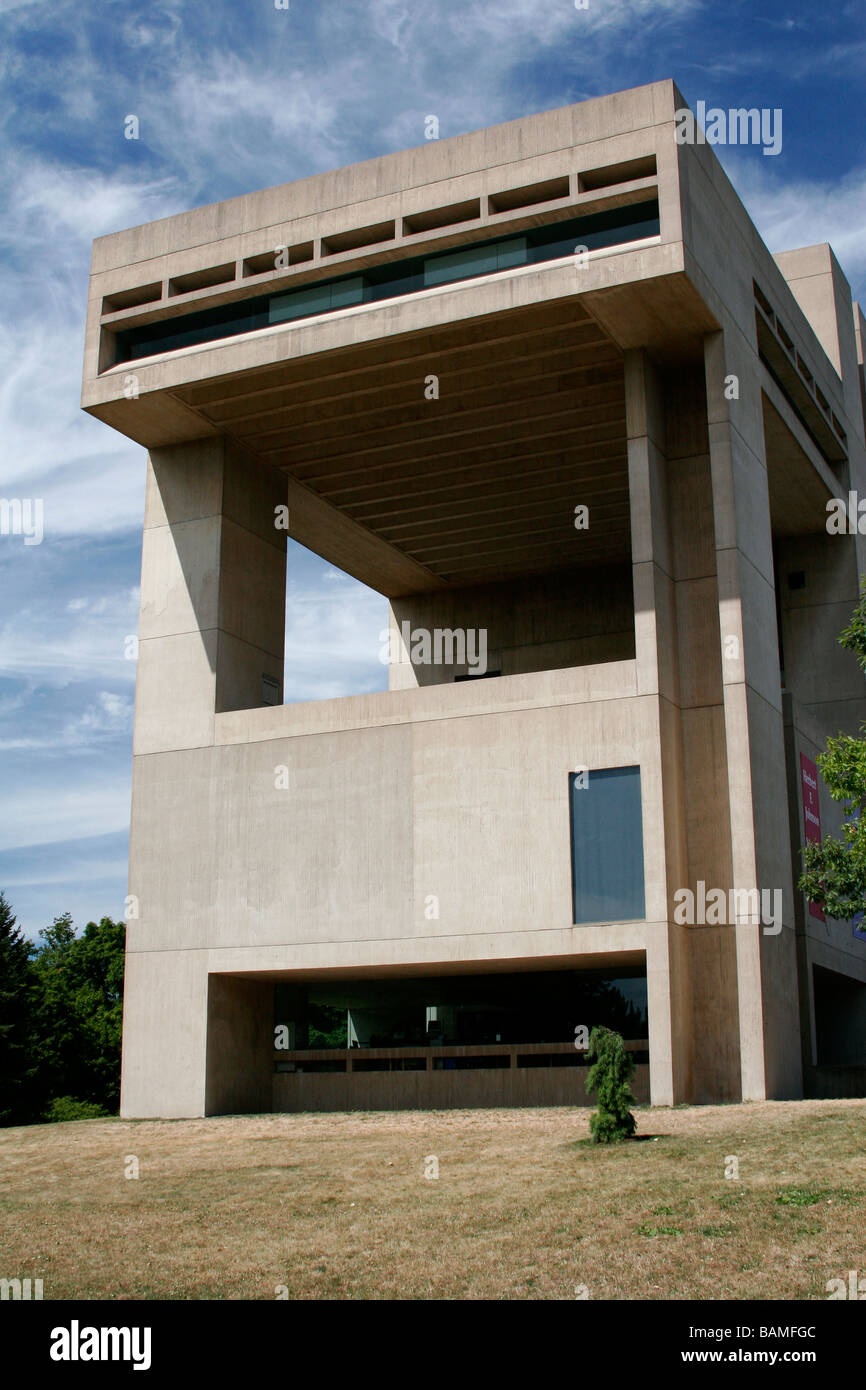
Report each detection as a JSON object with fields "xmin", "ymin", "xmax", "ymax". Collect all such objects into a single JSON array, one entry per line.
[
  {"xmin": 832, "ymin": 413, "xmax": 847, "ymax": 444},
  {"xmin": 815, "ymin": 383, "xmax": 829, "ymax": 413},
  {"xmin": 101, "ymin": 281, "xmax": 162, "ymax": 314},
  {"xmin": 243, "ymin": 242, "xmax": 314, "ymax": 277},
  {"xmin": 402, "ymin": 198, "xmax": 481, "ymax": 235},
  {"xmin": 488, "ymin": 175, "xmax": 570, "ymax": 214},
  {"xmin": 168, "ymin": 262, "xmax": 236, "ymax": 297},
  {"xmin": 776, "ymin": 319, "xmax": 794, "ymax": 355},
  {"xmin": 796, "ymin": 353, "xmax": 813, "ymax": 386},
  {"xmin": 578, "ymin": 155, "xmax": 657, "ymax": 193},
  {"xmin": 322, "ymin": 220, "xmax": 395, "ymax": 256},
  {"xmin": 517, "ymin": 1054, "xmax": 585, "ymax": 1068},
  {"xmin": 352, "ymin": 1058, "xmax": 426, "ymax": 1072},
  {"xmin": 432, "ymin": 1056, "xmax": 511, "ymax": 1071},
  {"xmin": 754, "ymin": 282, "xmax": 774, "ymax": 319}
]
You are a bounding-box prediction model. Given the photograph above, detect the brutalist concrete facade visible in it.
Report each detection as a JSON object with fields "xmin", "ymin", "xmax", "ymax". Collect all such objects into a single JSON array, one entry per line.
[{"xmin": 81, "ymin": 80, "xmax": 866, "ymax": 1117}]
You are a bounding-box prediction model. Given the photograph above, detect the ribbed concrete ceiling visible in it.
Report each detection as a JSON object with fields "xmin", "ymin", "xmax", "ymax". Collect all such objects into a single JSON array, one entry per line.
[{"xmin": 172, "ymin": 299, "xmax": 629, "ymax": 589}]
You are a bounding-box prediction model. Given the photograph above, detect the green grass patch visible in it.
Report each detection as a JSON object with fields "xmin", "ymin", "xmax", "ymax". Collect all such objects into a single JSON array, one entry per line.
[{"xmin": 775, "ymin": 1186, "xmax": 862, "ymax": 1207}]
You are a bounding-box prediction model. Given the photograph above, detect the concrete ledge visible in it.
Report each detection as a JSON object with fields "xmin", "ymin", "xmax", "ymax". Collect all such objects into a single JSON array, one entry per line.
[{"xmin": 214, "ymin": 659, "xmax": 640, "ymax": 744}]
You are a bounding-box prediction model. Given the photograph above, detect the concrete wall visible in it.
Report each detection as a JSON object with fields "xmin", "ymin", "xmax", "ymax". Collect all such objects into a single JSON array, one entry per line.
[
  {"xmin": 205, "ymin": 975, "xmax": 273, "ymax": 1115},
  {"xmin": 135, "ymin": 435, "xmax": 287, "ymax": 756},
  {"xmin": 388, "ymin": 564, "xmax": 635, "ymax": 687},
  {"xmin": 121, "ymin": 435, "xmax": 287, "ymax": 1116},
  {"xmin": 124, "ymin": 656, "xmax": 674, "ymax": 1118},
  {"xmin": 774, "ymin": 245, "xmax": 865, "ymax": 449}
]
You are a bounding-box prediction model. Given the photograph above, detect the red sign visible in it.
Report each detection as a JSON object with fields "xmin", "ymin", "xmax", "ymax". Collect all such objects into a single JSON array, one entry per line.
[{"xmin": 800, "ymin": 753, "xmax": 825, "ymax": 922}]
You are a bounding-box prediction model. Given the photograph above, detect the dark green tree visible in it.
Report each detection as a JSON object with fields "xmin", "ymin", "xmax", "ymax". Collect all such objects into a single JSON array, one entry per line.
[
  {"xmin": 799, "ymin": 581, "xmax": 866, "ymax": 920},
  {"xmin": 31, "ymin": 914, "xmax": 125, "ymax": 1116},
  {"xmin": 307, "ymin": 1002, "xmax": 348, "ymax": 1049},
  {"xmin": 586, "ymin": 1025, "xmax": 637, "ymax": 1144},
  {"xmin": 0, "ymin": 891, "xmax": 38, "ymax": 1125}
]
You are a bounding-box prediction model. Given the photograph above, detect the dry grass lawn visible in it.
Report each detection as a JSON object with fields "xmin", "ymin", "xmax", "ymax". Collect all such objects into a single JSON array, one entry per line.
[{"xmin": 1, "ymin": 1100, "xmax": 865, "ymax": 1300}]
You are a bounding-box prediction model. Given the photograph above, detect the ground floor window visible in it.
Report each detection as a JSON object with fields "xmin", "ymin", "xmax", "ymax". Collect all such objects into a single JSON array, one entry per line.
[{"xmin": 274, "ymin": 970, "xmax": 648, "ymax": 1052}]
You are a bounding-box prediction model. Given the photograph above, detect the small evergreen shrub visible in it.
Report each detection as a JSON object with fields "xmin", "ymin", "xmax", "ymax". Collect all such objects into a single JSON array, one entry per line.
[
  {"xmin": 44, "ymin": 1096, "xmax": 107, "ymax": 1123},
  {"xmin": 586, "ymin": 1026, "xmax": 637, "ymax": 1144}
]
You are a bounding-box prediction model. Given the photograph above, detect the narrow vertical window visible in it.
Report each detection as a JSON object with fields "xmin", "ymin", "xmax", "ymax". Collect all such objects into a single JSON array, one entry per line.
[{"xmin": 570, "ymin": 766, "xmax": 645, "ymax": 923}]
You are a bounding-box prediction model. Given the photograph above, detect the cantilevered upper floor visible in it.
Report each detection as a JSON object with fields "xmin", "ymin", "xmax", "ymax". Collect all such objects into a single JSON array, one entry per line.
[{"xmin": 82, "ymin": 80, "xmax": 865, "ymax": 603}]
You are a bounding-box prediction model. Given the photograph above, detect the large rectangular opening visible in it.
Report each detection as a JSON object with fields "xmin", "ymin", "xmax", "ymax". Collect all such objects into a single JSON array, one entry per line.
[
  {"xmin": 813, "ymin": 965, "xmax": 866, "ymax": 1065},
  {"xmin": 274, "ymin": 967, "xmax": 648, "ymax": 1051},
  {"xmin": 265, "ymin": 966, "xmax": 649, "ymax": 1112}
]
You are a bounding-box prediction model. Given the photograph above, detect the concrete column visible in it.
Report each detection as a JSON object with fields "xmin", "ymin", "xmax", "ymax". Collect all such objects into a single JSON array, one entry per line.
[
  {"xmin": 704, "ymin": 329, "xmax": 803, "ymax": 1100},
  {"xmin": 120, "ymin": 950, "xmax": 209, "ymax": 1118},
  {"xmin": 204, "ymin": 975, "xmax": 273, "ymax": 1116},
  {"xmin": 625, "ymin": 349, "xmax": 688, "ymax": 1106},
  {"xmin": 662, "ymin": 364, "xmax": 739, "ymax": 1104},
  {"xmin": 121, "ymin": 436, "xmax": 287, "ymax": 1118},
  {"xmin": 134, "ymin": 436, "xmax": 287, "ymax": 756}
]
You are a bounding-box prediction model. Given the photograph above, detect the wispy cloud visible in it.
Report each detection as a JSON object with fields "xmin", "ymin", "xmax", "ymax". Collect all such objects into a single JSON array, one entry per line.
[
  {"xmin": 0, "ymin": 829, "xmax": 131, "ymax": 939},
  {"xmin": 0, "ymin": 768, "xmax": 132, "ymax": 851},
  {"xmin": 284, "ymin": 547, "xmax": 387, "ymax": 703},
  {"xmin": 0, "ymin": 690, "xmax": 134, "ymax": 752},
  {"xmin": 727, "ymin": 156, "xmax": 866, "ymax": 300},
  {"xmin": 0, "ymin": 153, "xmax": 179, "ymax": 518},
  {"xmin": 0, "ymin": 551, "xmax": 140, "ymax": 683}
]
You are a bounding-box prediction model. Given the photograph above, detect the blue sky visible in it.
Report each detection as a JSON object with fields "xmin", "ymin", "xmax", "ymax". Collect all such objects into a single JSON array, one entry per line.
[{"xmin": 0, "ymin": 0, "xmax": 864, "ymax": 939}]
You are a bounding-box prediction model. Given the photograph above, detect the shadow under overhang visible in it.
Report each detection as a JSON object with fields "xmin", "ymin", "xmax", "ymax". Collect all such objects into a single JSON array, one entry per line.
[
  {"xmin": 86, "ymin": 269, "xmax": 721, "ymax": 596},
  {"xmin": 216, "ymin": 948, "xmax": 648, "ymax": 985},
  {"xmin": 764, "ymin": 393, "xmax": 838, "ymax": 538}
]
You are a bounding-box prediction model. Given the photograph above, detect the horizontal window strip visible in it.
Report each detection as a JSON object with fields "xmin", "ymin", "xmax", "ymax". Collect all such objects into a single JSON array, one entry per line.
[{"xmin": 111, "ymin": 200, "xmax": 660, "ymax": 366}]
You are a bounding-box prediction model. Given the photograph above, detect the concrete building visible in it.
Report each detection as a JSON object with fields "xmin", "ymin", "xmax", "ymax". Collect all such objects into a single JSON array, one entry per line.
[{"xmin": 81, "ymin": 80, "xmax": 866, "ymax": 1117}]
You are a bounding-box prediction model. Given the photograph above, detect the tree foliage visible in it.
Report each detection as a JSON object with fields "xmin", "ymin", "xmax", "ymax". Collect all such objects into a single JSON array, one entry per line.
[
  {"xmin": 0, "ymin": 891, "xmax": 39, "ymax": 1125},
  {"xmin": 799, "ymin": 580, "xmax": 866, "ymax": 921},
  {"xmin": 586, "ymin": 1025, "xmax": 637, "ymax": 1144},
  {"xmin": 0, "ymin": 895, "xmax": 124, "ymax": 1126}
]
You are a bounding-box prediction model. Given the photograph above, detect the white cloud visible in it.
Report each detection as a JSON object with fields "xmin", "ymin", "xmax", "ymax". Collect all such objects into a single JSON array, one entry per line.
[
  {"xmin": 0, "ymin": 857, "xmax": 129, "ymax": 888},
  {"xmin": 371, "ymin": 0, "xmax": 693, "ymax": 50},
  {"xmin": 365, "ymin": 0, "xmax": 700, "ymax": 151},
  {"xmin": 726, "ymin": 156, "xmax": 866, "ymax": 302},
  {"xmin": 0, "ymin": 154, "xmax": 178, "ymax": 522},
  {"xmin": 284, "ymin": 566, "xmax": 387, "ymax": 702},
  {"xmin": 0, "ymin": 691, "xmax": 134, "ymax": 753},
  {"xmin": 0, "ymin": 578, "xmax": 140, "ymax": 684},
  {"xmin": 8, "ymin": 162, "xmax": 181, "ymax": 248},
  {"xmin": 71, "ymin": 689, "xmax": 134, "ymax": 738},
  {"xmin": 0, "ymin": 774, "xmax": 131, "ymax": 850},
  {"xmin": 146, "ymin": 53, "xmax": 364, "ymax": 194}
]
